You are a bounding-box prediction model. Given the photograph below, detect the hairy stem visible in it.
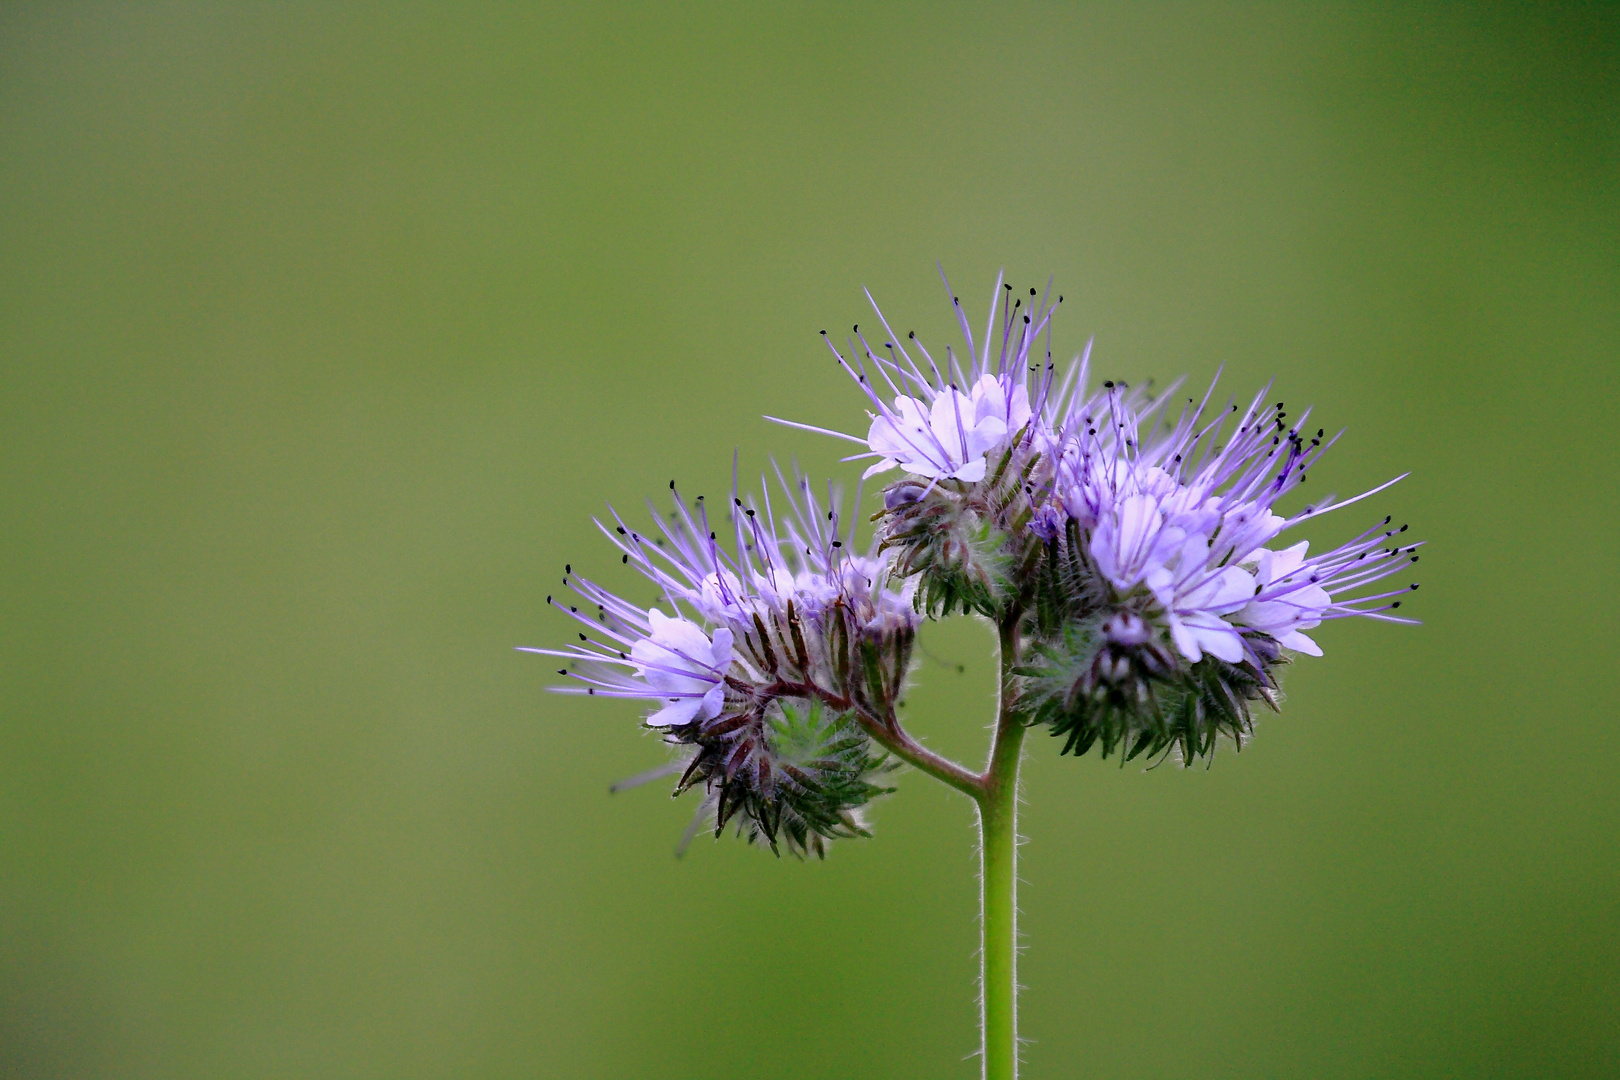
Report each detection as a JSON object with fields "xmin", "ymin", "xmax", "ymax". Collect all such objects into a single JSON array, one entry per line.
[
  {"xmin": 771, "ymin": 678, "xmax": 981, "ymax": 798},
  {"xmin": 979, "ymin": 617, "xmax": 1026, "ymax": 1080},
  {"xmin": 854, "ymin": 712, "xmax": 983, "ymax": 799},
  {"xmin": 849, "ymin": 613, "xmax": 1028, "ymax": 1077}
]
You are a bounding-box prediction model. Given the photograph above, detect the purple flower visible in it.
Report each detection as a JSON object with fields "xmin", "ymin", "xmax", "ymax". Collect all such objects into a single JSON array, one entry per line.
[
  {"xmin": 1234, "ymin": 542, "xmax": 1331, "ymax": 656},
  {"xmin": 864, "ymin": 373, "xmax": 1033, "ymax": 482},
  {"xmin": 523, "ymin": 465, "xmax": 922, "ymax": 856},
  {"xmin": 521, "ymin": 466, "xmax": 918, "ymax": 728},
  {"xmin": 630, "ymin": 612, "xmax": 734, "ymax": 727},
  {"xmin": 1055, "ymin": 382, "xmax": 1419, "ymax": 664},
  {"xmin": 767, "ymin": 273, "xmax": 1089, "ymax": 489}
]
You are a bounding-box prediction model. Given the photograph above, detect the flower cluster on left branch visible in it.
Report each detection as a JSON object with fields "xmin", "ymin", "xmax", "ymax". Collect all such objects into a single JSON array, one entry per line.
[{"xmin": 523, "ymin": 470, "xmax": 920, "ymax": 857}]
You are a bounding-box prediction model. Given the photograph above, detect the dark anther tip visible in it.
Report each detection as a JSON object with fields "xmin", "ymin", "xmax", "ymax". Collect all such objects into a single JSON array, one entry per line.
[
  {"xmin": 819, "ymin": 329, "xmax": 827, "ymax": 335},
  {"xmin": 1030, "ymin": 287, "xmax": 1037, "ymax": 296}
]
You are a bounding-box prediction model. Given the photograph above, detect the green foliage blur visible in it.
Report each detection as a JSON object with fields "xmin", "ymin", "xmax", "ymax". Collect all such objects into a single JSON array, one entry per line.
[{"xmin": 2, "ymin": 4, "xmax": 1615, "ymax": 1077}]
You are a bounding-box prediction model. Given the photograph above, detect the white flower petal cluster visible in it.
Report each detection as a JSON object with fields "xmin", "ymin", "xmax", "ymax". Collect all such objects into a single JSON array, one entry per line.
[
  {"xmin": 1233, "ymin": 541, "xmax": 1330, "ymax": 657},
  {"xmin": 1084, "ymin": 463, "xmax": 1313, "ymax": 663},
  {"xmin": 865, "ymin": 373, "xmax": 1031, "ymax": 482},
  {"xmin": 631, "ymin": 610, "xmax": 734, "ymax": 727}
]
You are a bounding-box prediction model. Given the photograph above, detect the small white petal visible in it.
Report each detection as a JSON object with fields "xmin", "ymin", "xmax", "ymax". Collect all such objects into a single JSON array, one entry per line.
[
  {"xmin": 645, "ymin": 697, "xmax": 704, "ymax": 727},
  {"xmin": 951, "ymin": 458, "xmax": 988, "ymax": 482},
  {"xmin": 1169, "ymin": 617, "xmax": 1204, "ymax": 663},
  {"xmin": 1279, "ymin": 629, "xmax": 1323, "ymax": 656}
]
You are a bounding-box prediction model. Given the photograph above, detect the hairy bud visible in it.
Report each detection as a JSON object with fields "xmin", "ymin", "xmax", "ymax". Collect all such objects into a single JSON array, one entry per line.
[
  {"xmin": 875, "ymin": 439, "xmax": 1044, "ymax": 618},
  {"xmin": 1017, "ymin": 607, "xmax": 1285, "ymax": 765},
  {"xmin": 671, "ymin": 698, "xmax": 897, "ymax": 859}
]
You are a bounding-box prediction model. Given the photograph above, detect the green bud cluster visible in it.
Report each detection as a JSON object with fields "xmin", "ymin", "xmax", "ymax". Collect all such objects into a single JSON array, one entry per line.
[
  {"xmin": 1016, "ymin": 611, "xmax": 1285, "ymax": 765},
  {"xmin": 876, "ymin": 440, "xmax": 1045, "ymax": 618},
  {"xmin": 672, "ymin": 698, "xmax": 897, "ymax": 859}
]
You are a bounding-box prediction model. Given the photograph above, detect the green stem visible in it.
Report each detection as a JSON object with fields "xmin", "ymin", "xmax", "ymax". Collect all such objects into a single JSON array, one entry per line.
[
  {"xmin": 849, "ymin": 613, "xmax": 1028, "ymax": 1076},
  {"xmin": 852, "ymin": 711, "xmax": 984, "ymax": 799},
  {"xmin": 979, "ymin": 618, "xmax": 1026, "ymax": 1080}
]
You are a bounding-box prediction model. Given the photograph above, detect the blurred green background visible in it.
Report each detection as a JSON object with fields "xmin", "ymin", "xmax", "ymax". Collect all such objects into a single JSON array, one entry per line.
[{"xmin": 2, "ymin": 4, "xmax": 1616, "ymax": 1078}]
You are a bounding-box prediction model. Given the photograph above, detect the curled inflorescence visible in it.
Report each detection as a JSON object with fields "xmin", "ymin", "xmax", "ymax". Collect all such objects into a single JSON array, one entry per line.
[{"xmin": 524, "ymin": 469, "xmax": 918, "ymax": 857}]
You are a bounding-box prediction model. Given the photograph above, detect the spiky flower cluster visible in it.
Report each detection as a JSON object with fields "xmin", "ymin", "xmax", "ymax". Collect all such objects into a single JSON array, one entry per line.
[
  {"xmin": 531, "ymin": 272, "xmax": 1419, "ymax": 855},
  {"xmin": 785, "ymin": 274, "xmax": 1420, "ymax": 766},
  {"xmin": 525, "ymin": 469, "xmax": 919, "ymax": 857}
]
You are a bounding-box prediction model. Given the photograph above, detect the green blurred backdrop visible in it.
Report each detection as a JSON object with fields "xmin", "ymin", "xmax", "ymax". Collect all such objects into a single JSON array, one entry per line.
[{"xmin": 2, "ymin": 4, "xmax": 1616, "ymax": 1078}]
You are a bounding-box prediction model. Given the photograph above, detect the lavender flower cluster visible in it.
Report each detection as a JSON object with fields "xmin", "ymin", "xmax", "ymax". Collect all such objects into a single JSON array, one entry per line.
[
  {"xmin": 525, "ymin": 470, "xmax": 920, "ymax": 856},
  {"xmin": 529, "ymin": 275, "xmax": 1418, "ymax": 855}
]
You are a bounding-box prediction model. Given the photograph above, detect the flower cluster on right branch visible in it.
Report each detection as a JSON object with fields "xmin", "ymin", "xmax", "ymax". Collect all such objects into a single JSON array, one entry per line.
[{"xmin": 786, "ymin": 276, "xmax": 1421, "ymax": 766}]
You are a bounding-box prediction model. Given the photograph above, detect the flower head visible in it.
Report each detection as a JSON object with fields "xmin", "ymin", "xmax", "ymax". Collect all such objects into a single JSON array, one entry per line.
[
  {"xmin": 766, "ymin": 275, "xmax": 1070, "ymax": 487},
  {"xmin": 865, "ymin": 372, "xmax": 1033, "ymax": 482},
  {"xmin": 630, "ymin": 611, "xmax": 733, "ymax": 728},
  {"xmin": 1023, "ymin": 377, "xmax": 1419, "ymax": 763},
  {"xmin": 1060, "ymin": 383, "xmax": 1419, "ymax": 659},
  {"xmin": 780, "ymin": 274, "xmax": 1421, "ymax": 764},
  {"xmin": 522, "ymin": 465, "xmax": 919, "ymax": 855}
]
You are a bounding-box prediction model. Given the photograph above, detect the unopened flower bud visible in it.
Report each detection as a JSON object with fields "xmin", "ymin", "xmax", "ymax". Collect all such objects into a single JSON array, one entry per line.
[
  {"xmin": 672, "ymin": 698, "xmax": 897, "ymax": 859},
  {"xmin": 1018, "ymin": 608, "xmax": 1283, "ymax": 765}
]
